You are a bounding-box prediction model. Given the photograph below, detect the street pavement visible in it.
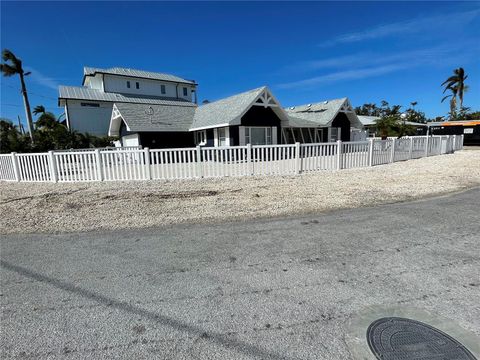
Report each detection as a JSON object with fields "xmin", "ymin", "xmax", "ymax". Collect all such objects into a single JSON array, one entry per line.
[{"xmin": 1, "ymin": 188, "xmax": 479, "ymax": 359}]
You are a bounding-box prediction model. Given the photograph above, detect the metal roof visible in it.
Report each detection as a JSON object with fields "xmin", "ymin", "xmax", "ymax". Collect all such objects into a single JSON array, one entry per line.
[
  {"xmin": 59, "ymin": 85, "xmax": 196, "ymax": 107},
  {"xmin": 357, "ymin": 115, "xmax": 380, "ymax": 126},
  {"xmin": 190, "ymin": 87, "xmax": 267, "ymax": 130},
  {"xmin": 112, "ymin": 102, "xmax": 196, "ymax": 133},
  {"xmin": 83, "ymin": 67, "xmax": 196, "ymax": 85},
  {"xmin": 358, "ymin": 116, "xmax": 428, "ymax": 127}
]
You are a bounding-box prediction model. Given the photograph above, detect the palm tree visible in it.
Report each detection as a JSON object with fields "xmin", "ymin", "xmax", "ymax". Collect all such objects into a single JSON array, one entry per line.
[
  {"xmin": 0, "ymin": 49, "xmax": 34, "ymax": 141},
  {"xmin": 33, "ymin": 105, "xmax": 60, "ymax": 130},
  {"xmin": 441, "ymin": 84, "xmax": 458, "ymax": 118},
  {"xmin": 441, "ymin": 67, "xmax": 468, "ymax": 114}
]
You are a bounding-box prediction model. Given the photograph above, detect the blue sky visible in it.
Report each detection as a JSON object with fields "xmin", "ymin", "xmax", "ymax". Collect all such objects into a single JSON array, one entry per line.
[{"xmin": 1, "ymin": 1, "xmax": 479, "ymax": 126}]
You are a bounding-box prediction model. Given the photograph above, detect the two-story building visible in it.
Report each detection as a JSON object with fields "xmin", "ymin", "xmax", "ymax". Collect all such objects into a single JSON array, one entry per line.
[{"xmin": 58, "ymin": 67, "xmax": 197, "ymax": 136}]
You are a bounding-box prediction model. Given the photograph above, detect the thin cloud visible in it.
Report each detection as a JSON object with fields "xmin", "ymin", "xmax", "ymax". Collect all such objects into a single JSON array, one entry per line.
[
  {"xmin": 25, "ymin": 67, "xmax": 59, "ymax": 91},
  {"xmin": 294, "ymin": 44, "xmax": 468, "ymax": 72},
  {"xmin": 318, "ymin": 9, "xmax": 479, "ymax": 47},
  {"xmin": 277, "ymin": 64, "xmax": 408, "ymax": 89},
  {"xmin": 277, "ymin": 41, "xmax": 479, "ymax": 89}
]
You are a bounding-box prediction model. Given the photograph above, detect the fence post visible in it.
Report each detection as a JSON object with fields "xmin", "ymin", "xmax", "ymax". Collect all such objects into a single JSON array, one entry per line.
[
  {"xmin": 196, "ymin": 145, "xmax": 203, "ymax": 178},
  {"xmin": 246, "ymin": 143, "xmax": 252, "ymax": 175},
  {"xmin": 336, "ymin": 140, "xmax": 342, "ymax": 170},
  {"xmin": 11, "ymin": 152, "xmax": 20, "ymax": 182},
  {"xmin": 461, "ymin": 134, "xmax": 464, "ymax": 149},
  {"xmin": 295, "ymin": 142, "xmax": 301, "ymax": 174},
  {"xmin": 409, "ymin": 137, "xmax": 413, "ymax": 159},
  {"xmin": 390, "ymin": 138, "xmax": 396, "ymax": 163},
  {"xmin": 144, "ymin": 147, "xmax": 151, "ymax": 180},
  {"xmin": 368, "ymin": 138, "xmax": 374, "ymax": 166},
  {"xmin": 94, "ymin": 149, "xmax": 104, "ymax": 181},
  {"xmin": 48, "ymin": 151, "xmax": 58, "ymax": 182},
  {"xmin": 424, "ymin": 136, "xmax": 429, "ymax": 157}
]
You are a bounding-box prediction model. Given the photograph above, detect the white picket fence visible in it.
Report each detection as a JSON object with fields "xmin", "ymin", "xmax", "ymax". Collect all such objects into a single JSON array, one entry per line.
[{"xmin": 0, "ymin": 135, "xmax": 464, "ymax": 183}]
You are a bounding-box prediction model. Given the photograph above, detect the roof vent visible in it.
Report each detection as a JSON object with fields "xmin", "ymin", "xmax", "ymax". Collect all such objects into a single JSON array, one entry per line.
[
  {"xmin": 307, "ymin": 104, "xmax": 312, "ymax": 107},
  {"xmin": 290, "ymin": 106, "xmax": 295, "ymax": 110},
  {"xmin": 324, "ymin": 101, "xmax": 328, "ymax": 104}
]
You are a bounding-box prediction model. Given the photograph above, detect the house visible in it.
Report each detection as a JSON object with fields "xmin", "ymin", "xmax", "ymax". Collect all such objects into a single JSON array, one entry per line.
[
  {"xmin": 58, "ymin": 67, "xmax": 197, "ymax": 136},
  {"xmin": 357, "ymin": 115, "xmax": 428, "ymax": 137},
  {"xmin": 59, "ymin": 66, "xmax": 366, "ymax": 147}
]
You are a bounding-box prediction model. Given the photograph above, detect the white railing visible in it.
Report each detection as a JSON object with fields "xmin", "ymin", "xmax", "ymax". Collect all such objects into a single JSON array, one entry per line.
[{"xmin": 0, "ymin": 135, "xmax": 464, "ymax": 183}]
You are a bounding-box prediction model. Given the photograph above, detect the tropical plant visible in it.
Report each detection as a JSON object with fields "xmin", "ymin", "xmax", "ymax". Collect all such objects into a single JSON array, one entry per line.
[
  {"xmin": 33, "ymin": 105, "xmax": 59, "ymax": 130},
  {"xmin": 0, "ymin": 119, "xmax": 30, "ymax": 153},
  {"xmin": 0, "ymin": 49, "xmax": 34, "ymax": 141},
  {"xmin": 442, "ymin": 67, "xmax": 468, "ymax": 119}
]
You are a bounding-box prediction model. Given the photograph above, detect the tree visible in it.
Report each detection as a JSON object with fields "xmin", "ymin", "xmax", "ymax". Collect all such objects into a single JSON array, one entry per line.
[
  {"xmin": 441, "ymin": 67, "xmax": 468, "ymax": 119},
  {"xmin": 0, "ymin": 49, "xmax": 34, "ymax": 142},
  {"xmin": 0, "ymin": 119, "xmax": 30, "ymax": 153}
]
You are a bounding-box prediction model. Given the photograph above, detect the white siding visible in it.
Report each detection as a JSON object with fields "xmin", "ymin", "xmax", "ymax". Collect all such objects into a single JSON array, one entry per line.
[
  {"xmin": 103, "ymin": 74, "xmax": 195, "ymax": 101},
  {"xmin": 122, "ymin": 133, "xmax": 140, "ymax": 147},
  {"xmin": 87, "ymin": 74, "xmax": 104, "ymax": 90},
  {"xmin": 66, "ymin": 100, "xmax": 113, "ymax": 136}
]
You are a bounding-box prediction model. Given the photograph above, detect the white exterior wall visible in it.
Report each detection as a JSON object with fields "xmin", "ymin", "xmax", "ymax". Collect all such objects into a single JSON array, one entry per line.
[
  {"xmin": 66, "ymin": 100, "xmax": 113, "ymax": 136},
  {"xmin": 121, "ymin": 133, "xmax": 140, "ymax": 147},
  {"xmin": 86, "ymin": 74, "xmax": 104, "ymax": 90},
  {"xmin": 103, "ymin": 74, "xmax": 195, "ymax": 101}
]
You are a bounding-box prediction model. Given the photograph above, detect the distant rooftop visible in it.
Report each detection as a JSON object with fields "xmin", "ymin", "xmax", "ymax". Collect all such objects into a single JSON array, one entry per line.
[{"xmin": 83, "ymin": 66, "xmax": 196, "ymax": 85}]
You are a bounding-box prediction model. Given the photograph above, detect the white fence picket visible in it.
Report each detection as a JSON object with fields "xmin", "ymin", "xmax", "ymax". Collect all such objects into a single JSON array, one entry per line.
[
  {"xmin": 0, "ymin": 135, "xmax": 461, "ymax": 183},
  {"xmin": 0, "ymin": 154, "xmax": 16, "ymax": 181}
]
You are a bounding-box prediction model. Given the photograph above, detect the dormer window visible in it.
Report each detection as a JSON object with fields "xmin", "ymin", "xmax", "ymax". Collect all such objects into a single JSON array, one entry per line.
[
  {"xmin": 136, "ymin": 82, "xmax": 140, "ymax": 89},
  {"xmin": 183, "ymin": 87, "xmax": 188, "ymax": 96},
  {"xmin": 127, "ymin": 81, "xmax": 131, "ymax": 88},
  {"xmin": 161, "ymin": 85, "xmax": 166, "ymax": 94}
]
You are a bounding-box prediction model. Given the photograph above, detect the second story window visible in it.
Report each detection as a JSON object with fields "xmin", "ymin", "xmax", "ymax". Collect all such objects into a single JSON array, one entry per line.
[
  {"xmin": 127, "ymin": 81, "xmax": 131, "ymax": 88},
  {"xmin": 136, "ymin": 82, "xmax": 140, "ymax": 89},
  {"xmin": 161, "ymin": 85, "xmax": 166, "ymax": 94},
  {"xmin": 183, "ymin": 87, "xmax": 188, "ymax": 96}
]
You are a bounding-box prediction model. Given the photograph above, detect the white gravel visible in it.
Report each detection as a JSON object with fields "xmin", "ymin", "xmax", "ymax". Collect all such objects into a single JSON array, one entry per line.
[{"xmin": 1, "ymin": 150, "xmax": 479, "ymax": 235}]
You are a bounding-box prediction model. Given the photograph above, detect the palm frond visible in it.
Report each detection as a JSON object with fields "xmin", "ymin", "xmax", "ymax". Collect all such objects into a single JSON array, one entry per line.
[
  {"xmin": 441, "ymin": 95, "xmax": 452, "ymax": 103},
  {"xmin": 1, "ymin": 49, "xmax": 21, "ymax": 70},
  {"xmin": 441, "ymin": 75, "xmax": 459, "ymax": 86},
  {"xmin": 0, "ymin": 63, "xmax": 18, "ymax": 77},
  {"xmin": 33, "ymin": 105, "xmax": 46, "ymax": 115}
]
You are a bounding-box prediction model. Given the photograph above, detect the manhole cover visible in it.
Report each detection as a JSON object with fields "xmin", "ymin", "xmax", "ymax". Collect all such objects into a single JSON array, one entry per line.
[{"xmin": 367, "ymin": 317, "xmax": 477, "ymax": 360}]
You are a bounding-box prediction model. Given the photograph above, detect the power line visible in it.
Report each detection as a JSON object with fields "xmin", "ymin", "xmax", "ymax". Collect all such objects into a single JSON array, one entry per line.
[{"xmin": 1, "ymin": 83, "xmax": 58, "ymax": 101}]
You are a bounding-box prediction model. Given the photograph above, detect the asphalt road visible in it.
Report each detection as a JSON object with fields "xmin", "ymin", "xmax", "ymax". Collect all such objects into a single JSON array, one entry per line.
[{"xmin": 1, "ymin": 188, "xmax": 480, "ymax": 359}]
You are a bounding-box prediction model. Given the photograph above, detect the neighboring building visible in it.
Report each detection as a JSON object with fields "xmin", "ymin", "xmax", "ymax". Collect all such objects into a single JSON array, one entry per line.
[
  {"xmin": 428, "ymin": 120, "xmax": 480, "ymax": 145},
  {"xmin": 357, "ymin": 115, "xmax": 428, "ymax": 137},
  {"xmin": 58, "ymin": 67, "xmax": 197, "ymax": 136}
]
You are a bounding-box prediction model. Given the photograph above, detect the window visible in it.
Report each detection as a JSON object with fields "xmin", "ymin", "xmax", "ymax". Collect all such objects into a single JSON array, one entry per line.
[
  {"xmin": 80, "ymin": 102, "xmax": 100, "ymax": 107},
  {"xmin": 195, "ymin": 130, "xmax": 207, "ymax": 145},
  {"xmin": 218, "ymin": 127, "xmax": 228, "ymax": 146},
  {"xmin": 136, "ymin": 82, "xmax": 140, "ymax": 89},
  {"xmin": 183, "ymin": 87, "xmax": 188, "ymax": 96},
  {"xmin": 245, "ymin": 127, "xmax": 273, "ymax": 145},
  {"xmin": 127, "ymin": 81, "xmax": 130, "ymax": 88},
  {"xmin": 161, "ymin": 84, "xmax": 166, "ymax": 94}
]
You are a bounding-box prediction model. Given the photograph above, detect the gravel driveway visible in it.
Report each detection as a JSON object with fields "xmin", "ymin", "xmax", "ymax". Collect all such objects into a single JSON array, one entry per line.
[{"xmin": 1, "ymin": 150, "xmax": 479, "ymax": 234}]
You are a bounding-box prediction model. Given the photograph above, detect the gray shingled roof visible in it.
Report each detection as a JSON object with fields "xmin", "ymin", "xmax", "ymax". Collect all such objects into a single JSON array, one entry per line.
[
  {"xmin": 59, "ymin": 85, "xmax": 196, "ymax": 107},
  {"xmin": 114, "ymin": 102, "xmax": 196, "ymax": 132},
  {"xmin": 285, "ymin": 98, "xmax": 348, "ymax": 126},
  {"xmin": 190, "ymin": 87, "xmax": 267, "ymax": 130},
  {"xmin": 84, "ymin": 67, "xmax": 196, "ymax": 85}
]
